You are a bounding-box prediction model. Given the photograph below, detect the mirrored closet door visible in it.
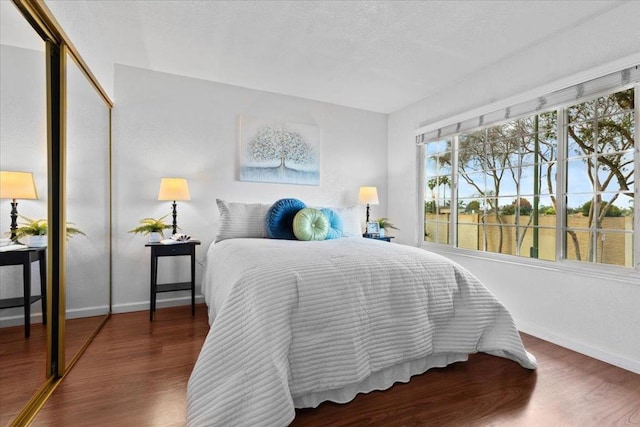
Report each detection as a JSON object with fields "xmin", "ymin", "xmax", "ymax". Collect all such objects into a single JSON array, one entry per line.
[
  {"xmin": 0, "ymin": 1, "xmax": 49, "ymax": 423},
  {"xmin": 64, "ymin": 50, "xmax": 111, "ymax": 369}
]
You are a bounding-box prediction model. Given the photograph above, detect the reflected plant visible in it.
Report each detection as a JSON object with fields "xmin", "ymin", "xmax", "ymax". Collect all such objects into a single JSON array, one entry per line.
[{"xmin": 10, "ymin": 215, "xmax": 85, "ymax": 240}]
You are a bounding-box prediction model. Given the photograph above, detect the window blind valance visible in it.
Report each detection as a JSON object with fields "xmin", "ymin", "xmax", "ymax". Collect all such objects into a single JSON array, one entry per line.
[{"xmin": 416, "ymin": 65, "xmax": 639, "ymax": 144}]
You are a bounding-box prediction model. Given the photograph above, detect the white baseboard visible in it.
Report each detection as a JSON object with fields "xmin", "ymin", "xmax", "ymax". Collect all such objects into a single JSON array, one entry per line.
[
  {"xmin": 0, "ymin": 312, "xmax": 44, "ymax": 328},
  {"xmin": 516, "ymin": 319, "xmax": 640, "ymax": 375},
  {"xmin": 0, "ymin": 296, "xmax": 204, "ymax": 327},
  {"xmin": 66, "ymin": 305, "xmax": 111, "ymax": 319},
  {"xmin": 112, "ymin": 294, "xmax": 205, "ymax": 314},
  {"xmin": 0, "ymin": 306, "xmax": 109, "ymax": 327}
]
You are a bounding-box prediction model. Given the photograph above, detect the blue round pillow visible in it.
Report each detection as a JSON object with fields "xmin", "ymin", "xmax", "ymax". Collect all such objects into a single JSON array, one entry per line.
[
  {"xmin": 293, "ymin": 208, "xmax": 329, "ymax": 241},
  {"xmin": 321, "ymin": 208, "xmax": 343, "ymax": 240},
  {"xmin": 266, "ymin": 198, "xmax": 306, "ymax": 240}
]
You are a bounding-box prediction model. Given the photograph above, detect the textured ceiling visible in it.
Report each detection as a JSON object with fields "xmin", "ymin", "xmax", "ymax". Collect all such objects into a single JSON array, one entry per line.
[{"xmin": 11, "ymin": 1, "xmax": 630, "ymax": 113}]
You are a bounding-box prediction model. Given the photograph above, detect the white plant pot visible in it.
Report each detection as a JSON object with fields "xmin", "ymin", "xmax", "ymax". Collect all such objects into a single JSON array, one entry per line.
[
  {"xmin": 379, "ymin": 228, "xmax": 385, "ymax": 238},
  {"xmin": 26, "ymin": 235, "xmax": 47, "ymax": 248},
  {"xmin": 148, "ymin": 232, "xmax": 163, "ymax": 243}
]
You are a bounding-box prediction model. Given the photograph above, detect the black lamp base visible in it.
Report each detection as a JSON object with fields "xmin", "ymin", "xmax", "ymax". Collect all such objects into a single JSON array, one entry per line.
[
  {"xmin": 171, "ymin": 200, "xmax": 178, "ymax": 235},
  {"xmin": 10, "ymin": 199, "xmax": 18, "ymax": 241},
  {"xmin": 365, "ymin": 203, "xmax": 371, "ymax": 223}
]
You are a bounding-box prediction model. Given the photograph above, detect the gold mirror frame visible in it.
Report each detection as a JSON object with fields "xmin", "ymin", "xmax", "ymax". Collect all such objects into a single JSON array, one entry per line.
[{"xmin": 9, "ymin": 0, "xmax": 113, "ymax": 425}]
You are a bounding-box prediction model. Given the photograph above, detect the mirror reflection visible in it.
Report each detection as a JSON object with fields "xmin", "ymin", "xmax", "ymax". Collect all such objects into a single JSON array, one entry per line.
[
  {"xmin": 64, "ymin": 52, "xmax": 111, "ymax": 368},
  {"xmin": 0, "ymin": 1, "xmax": 48, "ymax": 424}
]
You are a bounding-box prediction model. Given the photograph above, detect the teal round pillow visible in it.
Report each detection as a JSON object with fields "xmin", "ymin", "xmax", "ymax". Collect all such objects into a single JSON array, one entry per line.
[
  {"xmin": 293, "ymin": 208, "xmax": 329, "ymax": 241},
  {"xmin": 321, "ymin": 208, "xmax": 343, "ymax": 240},
  {"xmin": 266, "ymin": 198, "xmax": 306, "ymax": 240}
]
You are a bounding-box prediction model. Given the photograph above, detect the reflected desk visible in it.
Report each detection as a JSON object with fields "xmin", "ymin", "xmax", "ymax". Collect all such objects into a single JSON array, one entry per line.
[{"xmin": 0, "ymin": 246, "xmax": 47, "ymax": 338}]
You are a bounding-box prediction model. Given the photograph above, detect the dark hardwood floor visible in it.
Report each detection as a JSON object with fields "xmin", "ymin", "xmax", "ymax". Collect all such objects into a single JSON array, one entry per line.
[
  {"xmin": 1, "ymin": 316, "xmax": 107, "ymax": 426},
  {"xmin": 1, "ymin": 322, "xmax": 47, "ymax": 427},
  {"xmin": 27, "ymin": 304, "xmax": 640, "ymax": 426}
]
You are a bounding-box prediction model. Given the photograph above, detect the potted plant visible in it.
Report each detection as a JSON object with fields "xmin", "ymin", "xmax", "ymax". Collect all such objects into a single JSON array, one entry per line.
[
  {"xmin": 375, "ymin": 217, "xmax": 399, "ymax": 238},
  {"xmin": 12, "ymin": 215, "xmax": 85, "ymax": 247},
  {"xmin": 129, "ymin": 216, "xmax": 172, "ymax": 243}
]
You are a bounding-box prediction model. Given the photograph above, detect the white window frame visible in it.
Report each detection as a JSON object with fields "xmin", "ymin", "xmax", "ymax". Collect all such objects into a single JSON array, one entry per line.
[
  {"xmin": 417, "ymin": 78, "xmax": 640, "ymax": 282},
  {"xmin": 634, "ymin": 84, "xmax": 640, "ymax": 270}
]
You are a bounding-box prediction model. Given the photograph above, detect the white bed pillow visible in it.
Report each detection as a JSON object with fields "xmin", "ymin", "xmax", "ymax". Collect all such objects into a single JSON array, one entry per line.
[
  {"xmin": 215, "ymin": 199, "xmax": 271, "ymax": 242},
  {"xmin": 332, "ymin": 205, "xmax": 363, "ymax": 237}
]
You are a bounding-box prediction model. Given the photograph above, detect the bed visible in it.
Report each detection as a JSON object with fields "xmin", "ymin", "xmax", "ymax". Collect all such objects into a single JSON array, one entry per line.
[{"xmin": 186, "ymin": 234, "xmax": 536, "ymax": 426}]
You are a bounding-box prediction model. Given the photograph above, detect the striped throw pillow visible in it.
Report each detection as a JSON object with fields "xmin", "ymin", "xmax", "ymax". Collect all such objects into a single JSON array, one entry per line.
[{"xmin": 215, "ymin": 199, "xmax": 271, "ymax": 242}]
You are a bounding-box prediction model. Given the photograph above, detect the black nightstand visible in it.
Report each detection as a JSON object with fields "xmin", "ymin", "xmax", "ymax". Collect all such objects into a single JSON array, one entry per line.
[
  {"xmin": 363, "ymin": 234, "xmax": 394, "ymax": 242},
  {"xmin": 145, "ymin": 240, "xmax": 200, "ymax": 321},
  {"xmin": 0, "ymin": 247, "xmax": 47, "ymax": 337}
]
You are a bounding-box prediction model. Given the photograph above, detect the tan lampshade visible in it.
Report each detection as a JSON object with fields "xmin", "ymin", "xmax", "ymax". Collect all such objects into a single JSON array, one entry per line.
[
  {"xmin": 158, "ymin": 178, "xmax": 190, "ymax": 201},
  {"xmin": 358, "ymin": 186, "xmax": 379, "ymax": 205},
  {"xmin": 0, "ymin": 171, "xmax": 38, "ymax": 200}
]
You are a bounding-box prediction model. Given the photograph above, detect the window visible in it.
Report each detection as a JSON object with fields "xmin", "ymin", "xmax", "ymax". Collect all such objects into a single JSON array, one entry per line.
[
  {"xmin": 564, "ymin": 89, "xmax": 635, "ymax": 267},
  {"xmin": 424, "ymin": 139, "xmax": 452, "ymax": 244},
  {"xmin": 420, "ymin": 83, "xmax": 637, "ymax": 271}
]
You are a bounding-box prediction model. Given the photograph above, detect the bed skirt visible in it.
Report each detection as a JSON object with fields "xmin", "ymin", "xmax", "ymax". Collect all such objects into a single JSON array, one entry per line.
[{"xmin": 294, "ymin": 352, "xmax": 469, "ymax": 408}]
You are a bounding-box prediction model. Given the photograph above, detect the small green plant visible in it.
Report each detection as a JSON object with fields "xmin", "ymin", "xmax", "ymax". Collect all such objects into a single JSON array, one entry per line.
[
  {"xmin": 11, "ymin": 215, "xmax": 85, "ymax": 239},
  {"xmin": 129, "ymin": 216, "xmax": 172, "ymax": 236},
  {"xmin": 375, "ymin": 217, "xmax": 399, "ymax": 231}
]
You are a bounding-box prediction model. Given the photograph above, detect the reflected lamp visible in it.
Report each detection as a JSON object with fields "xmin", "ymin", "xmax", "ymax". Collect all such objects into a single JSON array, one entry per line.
[
  {"xmin": 358, "ymin": 186, "xmax": 379, "ymax": 223},
  {"xmin": 158, "ymin": 177, "xmax": 190, "ymax": 235},
  {"xmin": 0, "ymin": 171, "xmax": 38, "ymax": 241}
]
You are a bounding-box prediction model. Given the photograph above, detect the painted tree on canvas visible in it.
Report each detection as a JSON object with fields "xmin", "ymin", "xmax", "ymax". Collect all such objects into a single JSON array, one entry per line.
[{"xmin": 247, "ymin": 125, "xmax": 315, "ymax": 170}]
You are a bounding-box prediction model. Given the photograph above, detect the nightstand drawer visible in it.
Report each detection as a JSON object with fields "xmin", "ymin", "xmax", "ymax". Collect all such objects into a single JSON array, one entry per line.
[{"xmin": 154, "ymin": 244, "xmax": 193, "ymax": 256}]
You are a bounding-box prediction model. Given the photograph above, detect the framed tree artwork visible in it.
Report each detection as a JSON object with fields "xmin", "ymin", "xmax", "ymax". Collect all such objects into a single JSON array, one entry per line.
[{"xmin": 238, "ymin": 115, "xmax": 321, "ymax": 185}]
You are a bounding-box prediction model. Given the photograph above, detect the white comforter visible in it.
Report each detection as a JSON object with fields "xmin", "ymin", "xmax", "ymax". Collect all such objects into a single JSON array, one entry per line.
[{"xmin": 187, "ymin": 238, "xmax": 536, "ymax": 426}]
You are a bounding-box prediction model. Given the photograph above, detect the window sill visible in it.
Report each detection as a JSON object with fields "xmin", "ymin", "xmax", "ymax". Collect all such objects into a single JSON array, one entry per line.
[{"xmin": 419, "ymin": 242, "xmax": 640, "ymax": 286}]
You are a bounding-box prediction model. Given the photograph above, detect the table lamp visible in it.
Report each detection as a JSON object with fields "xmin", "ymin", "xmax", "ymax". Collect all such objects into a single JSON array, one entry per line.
[
  {"xmin": 0, "ymin": 171, "xmax": 38, "ymax": 241},
  {"xmin": 358, "ymin": 186, "xmax": 379, "ymax": 223},
  {"xmin": 158, "ymin": 177, "xmax": 190, "ymax": 235}
]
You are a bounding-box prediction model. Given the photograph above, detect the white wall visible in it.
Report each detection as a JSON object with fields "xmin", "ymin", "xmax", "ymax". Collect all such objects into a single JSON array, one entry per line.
[
  {"xmin": 112, "ymin": 64, "xmax": 388, "ymax": 312},
  {"xmin": 442, "ymin": 252, "xmax": 640, "ymax": 373},
  {"xmin": 387, "ymin": 2, "xmax": 640, "ymax": 373}
]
